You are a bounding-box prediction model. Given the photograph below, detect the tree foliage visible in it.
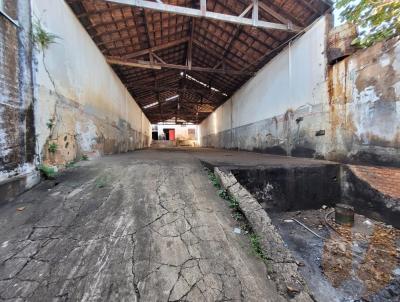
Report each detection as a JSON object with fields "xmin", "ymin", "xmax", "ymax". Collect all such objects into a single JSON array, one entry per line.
[{"xmin": 336, "ymin": 0, "xmax": 400, "ymax": 47}]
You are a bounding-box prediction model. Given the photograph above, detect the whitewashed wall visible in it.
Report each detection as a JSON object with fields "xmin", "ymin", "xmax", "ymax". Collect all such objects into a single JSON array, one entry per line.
[
  {"xmin": 200, "ymin": 16, "xmax": 328, "ymax": 138},
  {"xmin": 32, "ymin": 0, "xmax": 151, "ymax": 164}
]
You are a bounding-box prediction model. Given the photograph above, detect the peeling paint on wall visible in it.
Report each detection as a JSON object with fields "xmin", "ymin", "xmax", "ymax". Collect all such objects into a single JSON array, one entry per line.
[
  {"xmin": 0, "ymin": 0, "xmax": 39, "ymax": 200},
  {"xmin": 32, "ymin": 0, "xmax": 151, "ymax": 167},
  {"xmin": 75, "ymin": 120, "xmax": 97, "ymax": 152},
  {"xmin": 200, "ymin": 18, "xmax": 400, "ymax": 166}
]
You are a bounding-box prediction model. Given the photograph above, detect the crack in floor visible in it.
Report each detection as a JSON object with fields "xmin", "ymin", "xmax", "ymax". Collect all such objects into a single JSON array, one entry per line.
[{"xmin": 0, "ymin": 151, "xmax": 283, "ymax": 301}]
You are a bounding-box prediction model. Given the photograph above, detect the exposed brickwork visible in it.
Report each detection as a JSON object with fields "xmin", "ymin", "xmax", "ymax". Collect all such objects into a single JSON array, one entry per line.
[
  {"xmin": 0, "ymin": 2, "xmax": 20, "ymax": 171},
  {"xmin": 349, "ymin": 165, "xmax": 400, "ymax": 200},
  {"xmin": 0, "ymin": 0, "xmax": 37, "ymax": 201},
  {"xmin": 0, "ymin": 0, "xmax": 35, "ymax": 171}
]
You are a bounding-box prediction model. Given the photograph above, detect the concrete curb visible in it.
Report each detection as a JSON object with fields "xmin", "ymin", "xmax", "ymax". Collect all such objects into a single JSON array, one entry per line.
[{"xmin": 214, "ymin": 167, "xmax": 314, "ymax": 302}]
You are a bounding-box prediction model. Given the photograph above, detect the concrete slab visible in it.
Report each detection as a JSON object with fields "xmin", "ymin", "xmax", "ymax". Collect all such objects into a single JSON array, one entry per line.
[
  {"xmin": 167, "ymin": 147, "xmax": 339, "ymax": 170},
  {"xmin": 0, "ymin": 149, "xmax": 290, "ymax": 301}
]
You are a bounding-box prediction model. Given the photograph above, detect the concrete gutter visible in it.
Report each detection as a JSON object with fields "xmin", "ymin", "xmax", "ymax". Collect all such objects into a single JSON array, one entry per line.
[{"xmin": 214, "ymin": 167, "xmax": 314, "ymax": 302}]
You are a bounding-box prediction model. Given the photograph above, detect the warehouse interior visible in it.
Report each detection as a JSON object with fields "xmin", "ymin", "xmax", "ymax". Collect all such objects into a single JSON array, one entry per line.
[{"xmin": 0, "ymin": 0, "xmax": 399, "ymax": 301}]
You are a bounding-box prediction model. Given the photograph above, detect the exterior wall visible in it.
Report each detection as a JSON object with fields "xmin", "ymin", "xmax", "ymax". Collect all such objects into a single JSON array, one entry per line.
[
  {"xmin": 32, "ymin": 0, "xmax": 151, "ymax": 166},
  {"xmin": 0, "ymin": 0, "xmax": 40, "ymax": 201},
  {"xmin": 200, "ymin": 16, "xmax": 400, "ymax": 166},
  {"xmin": 328, "ymin": 36, "xmax": 400, "ymax": 165}
]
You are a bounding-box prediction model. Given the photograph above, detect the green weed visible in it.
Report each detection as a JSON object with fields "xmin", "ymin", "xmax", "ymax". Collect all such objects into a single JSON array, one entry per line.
[
  {"xmin": 39, "ymin": 164, "xmax": 56, "ymax": 179},
  {"xmin": 32, "ymin": 20, "xmax": 60, "ymax": 51},
  {"xmin": 65, "ymin": 161, "xmax": 75, "ymax": 168},
  {"xmin": 95, "ymin": 176, "xmax": 108, "ymax": 188},
  {"xmin": 81, "ymin": 154, "xmax": 89, "ymax": 161},
  {"xmin": 48, "ymin": 142, "xmax": 58, "ymax": 154},
  {"xmin": 46, "ymin": 119, "xmax": 54, "ymax": 129},
  {"xmin": 250, "ymin": 233, "xmax": 267, "ymax": 261},
  {"xmin": 207, "ymin": 170, "xmax": 220, "ymax": 188}
]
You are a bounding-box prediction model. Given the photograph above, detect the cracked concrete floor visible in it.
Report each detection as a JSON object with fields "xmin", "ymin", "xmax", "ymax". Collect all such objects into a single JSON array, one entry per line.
[{"xmin": 0, "ymin": 149, "xmax": 283, "ymax": 301}]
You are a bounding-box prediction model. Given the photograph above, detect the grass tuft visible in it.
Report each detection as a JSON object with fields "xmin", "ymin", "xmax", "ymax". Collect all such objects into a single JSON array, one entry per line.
[
  {"xmin": 250, "ymin": 233, "xmax": 268, "ymax": 261},
  {"xmin": 95, "ymin": 176, "xmax": 108, "ymax": 188},
  {"xmin": 39, "ymin": 165, "xmax": 56, "ymax": 179},
  {"xmin": 48, "ymin": 142, "xmax": 58, "ymax": 154}
]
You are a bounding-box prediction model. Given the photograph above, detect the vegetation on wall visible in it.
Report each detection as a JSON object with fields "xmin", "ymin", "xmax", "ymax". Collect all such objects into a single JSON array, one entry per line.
[
  {"xmin": 336, "ymin": 0, "xmax": 400, "ymax": 47},
  {"xmin": 48, "ymin": 142, "xmax": 58, "ymax": 154},
  {"xmin": 32, "ymin": 20, "xmax": 59, "ymax": 51}
]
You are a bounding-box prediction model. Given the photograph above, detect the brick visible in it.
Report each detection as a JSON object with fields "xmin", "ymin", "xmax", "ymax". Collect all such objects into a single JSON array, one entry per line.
[{"xmin": 350, "ymin": 165, "xmax": 400, "ymax": 199}]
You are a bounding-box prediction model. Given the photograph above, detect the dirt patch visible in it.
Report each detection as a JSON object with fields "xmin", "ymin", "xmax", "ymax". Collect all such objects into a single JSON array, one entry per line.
[{"xmin": 271, "ymin": 209, "xmax": 399, "ymax": 302}]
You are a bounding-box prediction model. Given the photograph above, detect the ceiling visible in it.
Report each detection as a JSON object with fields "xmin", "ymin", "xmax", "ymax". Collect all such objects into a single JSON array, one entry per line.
[{"xmin": 66, "ymin": 0, "xmax": 332, "ymax": 124}]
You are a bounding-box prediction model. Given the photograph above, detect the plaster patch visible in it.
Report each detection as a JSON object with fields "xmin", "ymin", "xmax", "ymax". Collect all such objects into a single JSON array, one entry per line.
[
  {"xmin": 76, "ymin": 120, "xmax": 98, "ymax": 152},
  {"xmin": 355, "ymin": 86, "xmax": 380, "ymax": 104},
  {"xmin": 0, "ymin": 163, "xmax": 37, "ymax": 183}
]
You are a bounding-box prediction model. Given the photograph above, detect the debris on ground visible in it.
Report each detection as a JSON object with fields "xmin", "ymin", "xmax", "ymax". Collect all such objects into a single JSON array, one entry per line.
[
  {"xmin": 16, "ymin": 207, "xmax": 25, "ymax": 211},
  {"xmin": 270, "ymin": 208, "xmax": 400, "ymax": 302},
  {"xmin": 233, "ymin": 227, "xmax": 241, "ymax": 234}
]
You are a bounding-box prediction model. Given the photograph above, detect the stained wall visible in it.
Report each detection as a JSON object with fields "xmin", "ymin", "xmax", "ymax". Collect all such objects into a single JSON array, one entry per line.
[{"xmin": 200, "ymin": 16, "xmax": 400, "ymax": 166}]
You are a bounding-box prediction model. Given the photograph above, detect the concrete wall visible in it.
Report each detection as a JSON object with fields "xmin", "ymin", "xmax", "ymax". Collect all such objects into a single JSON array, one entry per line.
[
  {"xmin": 200, "ymin": 16, "xmax": 400, "ymax": 166},
  {"xmin": 32, "ymin": 0, "xmax": 151, "ymax": 166},
  {"xmin": 0, "ymin": 0, "xmax": 151, "ymax": 201},
  {"xmin": 0, "ymin": 0, "xmax": 39, "ymax": 201},
  {"xmin": 328, "ymin": 36, "xmax": 400, "ymax": 165}
]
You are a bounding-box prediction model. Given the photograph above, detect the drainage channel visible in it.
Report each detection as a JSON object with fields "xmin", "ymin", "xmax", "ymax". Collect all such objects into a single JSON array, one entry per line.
[{"xmin": 232, "ymin": 166, "xmax": 400, "ymax": 302}]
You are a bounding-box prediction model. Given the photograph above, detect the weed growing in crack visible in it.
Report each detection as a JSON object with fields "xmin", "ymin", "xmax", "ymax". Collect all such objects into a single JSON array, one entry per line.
[
  {"xmin": 65, "ymin": 161, "xmax": 75, "ymax": 169},
  {"xmin": 32, "ymin": 19, "xmax": 60, "ymax": 51},
  {"xmin": 218, "ymin": 189, "xmax": 228, "ymax": 199},
  {"xmin": 39, "ymin": 165, "xmax": 56, "ymax": 179},
  {"xmin": 228, "ymin": 197, "xmax": 239, "ymax": 210},
  {"xmin": 205, "ymin": 167, "xmax": 270, "ymax": 269},
  {"xmin": 250, "ymin": 233, "xmax": 268, "ymax": 262},
  {"xmin": 95, "ymin": 176, "xmax": 108, "ymax": 188},
  {"xmin": 206, "ymin": 168, "xmax": 220, "ymax": 188},
  {"xmin": 48, "ymin": 142, "xmax": 58, "ymax": 154},
  {"xmin": 81, "ymin": 154, "xmax": 89, "ymax": 161},
  {"xmin": 232, "ymin": 212, "xmax": 244, "ymax": 221},
  {"xmin": 46, "ymin": 118, "xmax": 54, "ymax": 130}
]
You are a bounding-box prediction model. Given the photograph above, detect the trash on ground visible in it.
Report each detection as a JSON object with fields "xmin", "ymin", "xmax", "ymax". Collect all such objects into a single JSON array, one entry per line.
[{"xmin": 233, "ymin": 227, "xmax": 241, "ymax": 234}]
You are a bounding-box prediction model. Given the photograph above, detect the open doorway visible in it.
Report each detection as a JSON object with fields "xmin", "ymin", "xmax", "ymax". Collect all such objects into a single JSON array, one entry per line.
[{"xmin": 163, "ymin": 128, "xmax": 175, "ymax": 141}]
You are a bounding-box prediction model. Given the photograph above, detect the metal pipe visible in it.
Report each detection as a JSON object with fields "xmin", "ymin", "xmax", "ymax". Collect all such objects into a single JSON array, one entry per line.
[
  {"xmin": 0, "ymin": 9, "xmax": 19, "ymax": 27},
  {"xmin": 292, "ymin": 218, "xmax": 326, "ymax": 240}
]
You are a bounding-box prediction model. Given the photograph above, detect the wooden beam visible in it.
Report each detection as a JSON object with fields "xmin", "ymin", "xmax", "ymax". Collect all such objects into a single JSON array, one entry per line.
[
  {"xmin": 239, "ymin": 3, "xmax": 253, "ymax": 18},
  {"xmin": 107, "ymin": 56, "xmax": 254, "ymax": 75},
  {"xmin": 252, "ymin": 0, "xmax": 258, "ymax": 26},
  {"xmin": 107, "ymin": 57, "xmax": 162, "ymax": 69},
  {"xmin": 187, "ymin": 19, "xmax": 194, "ymax": 70},
  {"xmin": 129, "ymin": 86, "xmax": 226, "ymax": 96},
  {"xmin": 105, "ymin": 0, "xmax": 299, "ymax": 32},
  {"xmin": 258, "ymin": 2, "xmax": 302, "ymax": 31},
  {"xmin": 124, "ymin": 37, "xmax": 189, "ymax": 58},
  {"xmin": 200, "ymin": 0, "xmax": 206, "ymax": 16}
]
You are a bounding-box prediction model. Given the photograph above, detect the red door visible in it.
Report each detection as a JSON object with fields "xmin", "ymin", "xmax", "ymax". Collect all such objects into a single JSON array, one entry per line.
[{"xmin": 169, "ymin": 129, "xmax": 175, "ymax": 141}]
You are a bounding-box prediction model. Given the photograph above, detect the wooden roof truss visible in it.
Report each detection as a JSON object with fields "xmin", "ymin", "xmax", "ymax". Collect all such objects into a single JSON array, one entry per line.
[{"xmin": 66, "ymin": 0, "xmax": 332, "ymax": 124}]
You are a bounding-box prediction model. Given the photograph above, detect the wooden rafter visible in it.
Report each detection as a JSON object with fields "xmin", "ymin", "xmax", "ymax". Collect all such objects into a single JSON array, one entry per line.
[
  {"xmin": 66, "ymin": 0, "xmax": 331, "ymax": 123},
  {"xmin": 105, "ymin": 0, "xmax": 301, "ymax": 32},
  {"xmin": 107, "ymin": 57, "xmax": 255, "ymax": 75}
]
